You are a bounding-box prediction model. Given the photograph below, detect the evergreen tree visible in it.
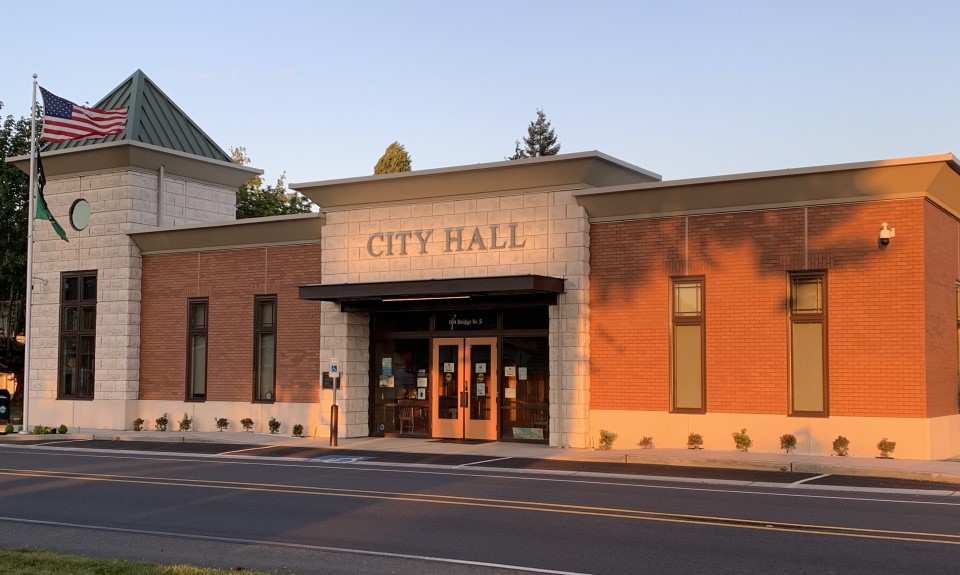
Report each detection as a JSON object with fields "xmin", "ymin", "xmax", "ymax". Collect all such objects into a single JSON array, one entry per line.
[
  {"xmin": 230, "ymin": 147, "xmax": 313, "ymax": 219},
  {"xmin": 374, "ymin": 141, "xmax": 412, "ymax": 174},
  {"xmin": 509, "ymin": 108, "xmax": 561, "ymax": 160}
]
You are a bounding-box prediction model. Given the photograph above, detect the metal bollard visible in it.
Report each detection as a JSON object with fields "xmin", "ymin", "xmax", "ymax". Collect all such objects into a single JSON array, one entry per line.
[{"xmin": 329, "ymin": 404, "xmax": 338, "ymax": 447}]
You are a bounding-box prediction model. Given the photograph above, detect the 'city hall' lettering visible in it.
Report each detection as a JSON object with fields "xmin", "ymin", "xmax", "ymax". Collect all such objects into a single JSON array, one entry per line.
[{"xmin": 366, "ymin": 223, "xmax": 525, "ymax": 257}]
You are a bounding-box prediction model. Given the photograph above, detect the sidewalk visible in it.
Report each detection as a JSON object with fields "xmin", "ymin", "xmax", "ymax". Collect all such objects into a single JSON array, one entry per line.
[{"xmin": 5, "ymin": 429, "xmax": 960, "ymax": 485}]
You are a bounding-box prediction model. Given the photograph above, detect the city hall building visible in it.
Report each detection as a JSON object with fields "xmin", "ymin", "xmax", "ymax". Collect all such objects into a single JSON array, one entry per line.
[{"xmin": 11, "ymin": 71, "xmax": 960, "ymax": 459}]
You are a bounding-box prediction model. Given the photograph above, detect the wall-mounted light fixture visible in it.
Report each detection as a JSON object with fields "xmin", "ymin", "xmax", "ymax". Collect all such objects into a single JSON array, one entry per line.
[{"xmin": 879, "ymin": 222, "xmax": 895, "ymax": 247}]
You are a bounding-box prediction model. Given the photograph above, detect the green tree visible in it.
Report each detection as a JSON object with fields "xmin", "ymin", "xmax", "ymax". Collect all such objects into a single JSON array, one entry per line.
[
  {"xmin": 374, "ymin": 141, "xmax": 412, "ymax": 174},
  {"xmin": 509, "ymin": 108, "xmax": 561, "ymax": 160},
  {"xmin": 230, "ymin": 147, "xmax": 313, "ymax": 219},
  {"xmin": 0, "ymin": 101, "xmax": 32, "ymax": 392}
]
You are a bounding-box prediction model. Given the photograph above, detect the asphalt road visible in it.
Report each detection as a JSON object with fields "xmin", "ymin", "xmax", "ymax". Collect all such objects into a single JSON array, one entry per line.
[{"xmin": 0, "ymin": 445, "xmax": 959, "ymax": 574}]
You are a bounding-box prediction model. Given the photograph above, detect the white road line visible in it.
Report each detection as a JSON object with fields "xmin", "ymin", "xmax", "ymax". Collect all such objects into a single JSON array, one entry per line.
[
  {"xmin": 218, "ymin": 446, "xmax": 273, "ymax": 455},
  {"xmin": 0, "ymin": 515, "xmax": 594, "ymax": 575},
  {"xmin": 4, "ymin": 444, "xmax": 959, "ymax": 505},
  {"xmin": 790, "ymin": 473, "xmax": 831, "ymax": 486},
  {"xmin": 457, "ymin": 456, "xmax": 513, "ymax": 467},
  {"xmin": 26, "ymin": 439, "xmax": 86, "ymax": 447}
]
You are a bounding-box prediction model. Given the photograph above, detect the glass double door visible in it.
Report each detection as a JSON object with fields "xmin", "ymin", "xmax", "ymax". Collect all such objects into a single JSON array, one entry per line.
[{"xmin": 432, "ymin": 337, "xmax": 497, "ymax": 440}]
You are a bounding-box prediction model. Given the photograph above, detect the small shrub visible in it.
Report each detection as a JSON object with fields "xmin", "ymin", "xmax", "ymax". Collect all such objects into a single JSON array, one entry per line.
[
  {"xmin": 732, "ymin": 428, "xmax": 752, "ymax": 452},
  {"xmin": 598, "ymin": 429, "xmax": 617, "ymax": 450},
  {"xmin": 178, "ymin": 413, "xmax": 193, "ymax": 432},
  {"xmin": 638, "ymin": 436, "xmax": 654, "ymax": 449},
  {"xmin": 132, "ymin": 418, "xmax": 145, "ymax": 432},
  {"xmin": 57, "ymin": 424, "xmax": 68, "ymax": 435},
  {"xmin": 687, "ymin": 433, "xmax": 704, "ymax": 449},
  {"xmin": 155, "ymin": 413, "xmax": 169, "ymax": 432},
  {"xmin": 292, "ymin": 424, "xmax": 304, "ymax": 438},
  {"xmin": 215, "ymin": 417, "xmax": 229, "ymax": 432},
  {"xmin": 780, "ymin": 433, "xmax": 797, "ymax": 453},
  {"xmin": 33, "ymin": 425, "xmax": 43, "ymax": 435},
  {"xmin": 268, "ymin": 417, "xmax": 281, "ymax": 434},
  {"xmin": 3, "ymin": 423, "xmax": 12, "ymax": 434},
  {"xmin": 832, "ymin": 435, "xmax": 850, "ymax": 456},
  {"xmin": 240, "ymin": 417, "xmax": 254, "ymax": 432},
  {"xmin": 877, "ymin": 438, "xmax": 897, "ymax": 458}
]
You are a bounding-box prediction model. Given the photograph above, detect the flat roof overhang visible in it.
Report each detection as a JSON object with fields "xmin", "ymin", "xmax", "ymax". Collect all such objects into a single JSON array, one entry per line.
[
  {"xmin": 8, "ymin": 140, "xmax": 261, "ymax": 188},
  {"xmin": 292, "ymin": 151, "xmax": 660, "ymax": 210},
  {"xmin": 299, "ymin": 275, "xmax": 565, "ymax": 312},
  {"xmin": 574, "ymin": 153, "xmax": 960, "ymax": 221},
  {"xmin": 130, "ymin": 212, "xmax": 324, "ymax": 254}
]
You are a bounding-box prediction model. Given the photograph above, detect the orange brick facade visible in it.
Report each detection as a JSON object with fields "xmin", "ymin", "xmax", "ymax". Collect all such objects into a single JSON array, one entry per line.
[
  {"xmin": 590, "ymin": 198, "xmax": 959, "ymax": 419},
  {"xmin": 140, "ymin": 244, "xmax": 323, "ymax": 404}
]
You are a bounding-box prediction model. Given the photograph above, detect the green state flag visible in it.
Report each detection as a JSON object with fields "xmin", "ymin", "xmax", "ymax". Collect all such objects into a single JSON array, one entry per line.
[{"xmin": 35, "ymin": 150, "xmax": 68, "ymax": 242}]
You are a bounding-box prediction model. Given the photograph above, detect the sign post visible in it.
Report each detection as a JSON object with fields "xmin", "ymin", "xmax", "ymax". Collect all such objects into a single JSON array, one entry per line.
[{"xmin": 329, "ymin": 357, "xmax": 340, "ymax": 446}]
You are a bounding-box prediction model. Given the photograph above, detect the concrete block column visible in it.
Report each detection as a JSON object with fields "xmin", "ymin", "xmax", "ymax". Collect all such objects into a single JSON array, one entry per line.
[{"xmin": 319, "ymin": 302, "xmax": 370, "ymax": 438}]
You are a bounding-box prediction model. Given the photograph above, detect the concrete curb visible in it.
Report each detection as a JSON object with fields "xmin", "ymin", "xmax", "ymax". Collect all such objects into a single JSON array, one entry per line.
[{"xmin": 790, "ymin": 461, "xmax": 960, "ymax": 485}]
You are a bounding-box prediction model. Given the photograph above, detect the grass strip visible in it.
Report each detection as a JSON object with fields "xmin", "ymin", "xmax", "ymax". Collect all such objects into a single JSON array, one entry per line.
[{"xmin": 0, "ymin": 547, "xmax": 280, "ymax": 575}]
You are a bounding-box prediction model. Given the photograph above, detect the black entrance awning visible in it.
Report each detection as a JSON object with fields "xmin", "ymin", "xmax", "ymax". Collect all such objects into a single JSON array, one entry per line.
[{"xmin": 299, "ymin": 274, "xmax": 565, "ymax": 312}]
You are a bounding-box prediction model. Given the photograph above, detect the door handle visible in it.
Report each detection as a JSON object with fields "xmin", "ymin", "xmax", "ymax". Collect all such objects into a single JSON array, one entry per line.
[{"xmin": 460, "ymin": 390, "xmax": 469, "ymax": 408}]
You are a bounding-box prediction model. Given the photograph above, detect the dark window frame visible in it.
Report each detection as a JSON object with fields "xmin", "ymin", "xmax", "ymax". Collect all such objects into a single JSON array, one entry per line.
[
  {"xmin": 670, "ymin": 276, "xmax": 706, "ymax": 414},
  {"xmin": 253, "ymin": 295, "xmax": 278, "ymax": 403},
  {"xmin": 789, "ymin": 272, "xmax": 828, "ymax": 417},
  {"xmin": 58, "ymin": 270, "xmax": 97, "ymax": 400},
  {"xmin": 186, "ymin": 299, "xmax": 208, "ymax": 401}
]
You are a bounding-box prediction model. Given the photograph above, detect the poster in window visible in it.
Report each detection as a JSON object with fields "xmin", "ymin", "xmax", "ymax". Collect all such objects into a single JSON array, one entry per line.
[
  {"xmin": 504, "ymin": 366, "xmax": 516, "ymax": 377},
  {"xmin": 518, "ymin": 367, "xmax": 528, "ymax": 381},
  {"xmin": 381, "ymin": 358, "xmax": 393, "ymax": 377}
]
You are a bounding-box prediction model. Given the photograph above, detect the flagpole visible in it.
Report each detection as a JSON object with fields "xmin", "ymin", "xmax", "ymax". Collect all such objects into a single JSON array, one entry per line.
[{"xmin": 20, "ymin": 74, "xmax": 37, "ymax": 433}]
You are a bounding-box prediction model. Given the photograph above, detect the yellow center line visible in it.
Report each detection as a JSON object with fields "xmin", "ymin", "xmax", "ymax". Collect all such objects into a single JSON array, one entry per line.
[{"xmin": 2, "ymin": 468, "xmax": 958, "ymax": 546}]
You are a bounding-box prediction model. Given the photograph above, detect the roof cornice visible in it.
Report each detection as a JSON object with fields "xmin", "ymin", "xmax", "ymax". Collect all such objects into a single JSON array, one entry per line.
[
  {"xmin": 7, "ymin": 139, "xmax": 261, "ymax": 188},
  {"xmin": 129, "ymin": 212, "xmax": 324, "ymax": 254},
  {"xmin": 291, "ymin": 151, "xmax": 661, "ymax": 210},
  {"xmin": 574, "ymin": 153, "xmax": 960, "ymax": 221}
]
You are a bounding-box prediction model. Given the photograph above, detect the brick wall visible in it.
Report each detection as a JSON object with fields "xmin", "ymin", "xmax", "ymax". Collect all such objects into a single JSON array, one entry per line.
[
  {"xmin": 924, "ymin": 201, "xmax": 960, "ymax": 417},
  {"xmin": 140, "ymin": 244, "xmax": 322, "ymax": 403},
  {"xmin": 590, "ymin": 198, "xmax": 937, "ymax": 418}
]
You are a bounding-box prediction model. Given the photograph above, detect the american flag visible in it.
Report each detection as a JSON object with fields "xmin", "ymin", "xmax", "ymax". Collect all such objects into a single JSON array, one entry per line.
[{"xmin": 40, "ymin": 86, "xmax": 127, "ymax": 142}]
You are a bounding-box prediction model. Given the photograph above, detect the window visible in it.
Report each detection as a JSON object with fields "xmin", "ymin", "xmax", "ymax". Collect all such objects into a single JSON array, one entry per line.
[
  {"xmin": 254, "ymin": 296, "xmax": 277, "ymax": 402},
  {"xmin": 59, "ymin": 271, "xmax": 96, "ymax": 399},
  {"xmin": 671, "ymin": 278, "xmax": 704, "ymax": 412},
  {"xmin": 790, "ymin": 273, "xmax": 827, "ymax": 415},
  {"xmin": 186, "ymin": 299, "xmax": 208, "ymax": 400}
]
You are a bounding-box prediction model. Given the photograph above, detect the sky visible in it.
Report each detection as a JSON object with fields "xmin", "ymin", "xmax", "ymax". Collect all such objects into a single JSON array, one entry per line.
[{"xmin": 2, "ymin": 1, "xmax": 960, "ymax": 188}]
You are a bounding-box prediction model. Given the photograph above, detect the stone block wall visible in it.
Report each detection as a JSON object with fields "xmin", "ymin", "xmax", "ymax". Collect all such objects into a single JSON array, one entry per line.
[
  {"xmin": 320, "ymin": 189, "xmax": 592, "ymax": 447},
  {"xmin": 26, "ymin": 167, "xmax": 237, "ymax": 429}
]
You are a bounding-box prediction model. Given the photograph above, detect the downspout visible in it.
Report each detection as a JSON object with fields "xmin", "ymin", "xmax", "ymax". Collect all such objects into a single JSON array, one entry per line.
[
  {"xmin": 558, "ymin": 290, "xmax": 565, "ymax": 448},
  {"xmin": 157, "ymin": 166, "xmax": 165, "ymax": 226}
]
